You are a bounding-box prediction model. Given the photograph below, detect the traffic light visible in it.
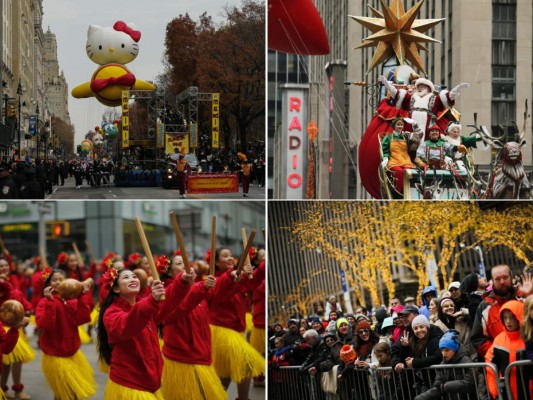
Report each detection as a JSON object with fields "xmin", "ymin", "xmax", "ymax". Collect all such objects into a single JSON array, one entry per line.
[
  {"xmin": 8, "ymin": 104, "xmax": 15, "ymax": 119},
  {"xmin": 46, "ymin": 221, "xmax": 71, "ymax": 238}
]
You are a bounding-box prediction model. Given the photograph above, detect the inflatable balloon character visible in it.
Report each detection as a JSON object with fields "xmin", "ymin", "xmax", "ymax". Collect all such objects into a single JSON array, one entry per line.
[
  {"xmin": 80, "ymin": 139, "xmax": 92, "ymax": 157},
  {"xmin": 92, "ymin": 131, "xmax": 104, "ymax": 147},
  {"xmin": 71, "ymin": 21, "xmax": 156, "ymax": 107},
  {"xmin": 102, "ymin": 119, "xmax": 119, "ymax": 139}
]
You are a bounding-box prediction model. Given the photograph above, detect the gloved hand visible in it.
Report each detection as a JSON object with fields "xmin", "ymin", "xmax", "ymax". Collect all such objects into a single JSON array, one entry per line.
[
  {"xmin": 378, "ymin": 75, "xmax": 397, "ymax": 97},
  {"xmin": 450, "ymin": 82, "xmax": 470, "ymax": 99},
  {"xmin": 403, "ymin": 117, "xmax": 416, "ymax": 125},
  {"xmin": 457, "ymin": 144, "xmax": 468, "ymax": 154},
  {"xmin": 381, "ymin": 158, "xmax": 389, "ymax": 169}
]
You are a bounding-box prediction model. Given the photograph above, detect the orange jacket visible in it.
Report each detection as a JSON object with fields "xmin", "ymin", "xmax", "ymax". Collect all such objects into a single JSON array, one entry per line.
[{"xmin": 485, "ymin": 300, "xmax": 529, "ymax": 400}]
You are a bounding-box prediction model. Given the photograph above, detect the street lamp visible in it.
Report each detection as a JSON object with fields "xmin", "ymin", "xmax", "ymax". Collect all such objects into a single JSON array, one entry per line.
[{"xmin": 16, "ymin": 79, "xmax": 22, "ymax": 161}]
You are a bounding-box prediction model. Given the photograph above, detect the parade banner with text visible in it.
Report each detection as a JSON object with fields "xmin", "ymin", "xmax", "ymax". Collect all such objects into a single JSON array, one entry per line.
[
  {"xmin": 121, "ymin": 90, "xmax": 129, "ymax": 149},
  {"xmin": 212, "ymin": 93, "xmax": 220, "ymax": 148},
  {"xmin": 187, "ymin": 174, "xmax": 238, "ymax": 194}
]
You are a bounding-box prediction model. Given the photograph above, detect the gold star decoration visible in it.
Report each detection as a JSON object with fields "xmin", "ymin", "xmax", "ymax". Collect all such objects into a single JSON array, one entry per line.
[{"xmin": 349, "ymin": 0, "xmax": 444, "ymax": 74}]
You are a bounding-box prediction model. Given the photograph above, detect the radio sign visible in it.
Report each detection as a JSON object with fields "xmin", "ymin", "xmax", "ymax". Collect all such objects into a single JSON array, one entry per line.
[{"xmin": 281, "ymin": 84, "xmax": 308, "ymax": 199}]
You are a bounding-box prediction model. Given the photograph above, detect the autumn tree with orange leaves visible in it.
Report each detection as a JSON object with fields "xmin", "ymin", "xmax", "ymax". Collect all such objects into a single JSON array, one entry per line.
[{"xmin": 161, "ymin": 0, "xmax": 264, "ymax": 151}]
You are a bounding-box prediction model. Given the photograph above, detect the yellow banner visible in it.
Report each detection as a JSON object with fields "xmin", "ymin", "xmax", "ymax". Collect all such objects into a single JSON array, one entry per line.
[
  {"xmin": 188, "ymin": 174, "xmax": 238, "ymax": 194},
  {"xmin": 212, "ymin": 93, "xmax": 220, "ymax": 148},
  {"xmin": 121, "ymin": 90, "xmax": 129, "ymax": 149},
  {"xmin": 165, "ymin": 134, "xmax": 189, "ymax": 155}
]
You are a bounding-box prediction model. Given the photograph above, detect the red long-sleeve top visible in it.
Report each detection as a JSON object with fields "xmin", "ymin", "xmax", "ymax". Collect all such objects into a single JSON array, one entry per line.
[
  {"xmin": 252, "ymin": 262, "xmax": 265, "ymax": 328},
  {"xmin": 157, "ymin": 271, "xmax": 234, "ymax": 365},
  {"xmin": 0, "ymin": 322, "xmax": 19, "ymax": 372},
  {"xmin": 104, "ymin": 277, "xmax": 190, "ymax": 393},
  {"xmin": 209, "ymin": 268, "xmax": 261, "ymax": 332},
  {"xmin": 35, "ymin": 291, "xmax": 92, "ymax": 357}
]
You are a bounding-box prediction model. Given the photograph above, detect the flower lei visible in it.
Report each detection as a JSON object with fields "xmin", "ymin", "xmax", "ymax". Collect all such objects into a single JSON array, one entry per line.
[
  {"xmin": 57, "ymin": 252, "xmax": 68, "ymax": 265},
  {"xmin": 41, "ymin": 267, "xmax": 53, "ymax": 282},
  {"xmin": 156, "ymin": 255, "xmax": 170, "ymax": 275},
  {"xmin": 101, "ymin": 267, "xmax": 118, "ymax": 288}
]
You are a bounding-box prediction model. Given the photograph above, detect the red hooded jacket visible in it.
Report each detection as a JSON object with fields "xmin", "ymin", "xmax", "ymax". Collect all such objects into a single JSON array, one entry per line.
[
  {"xmin": 0, "ymin": 321, "xmax": 19, "ymax": 371},
  {"xmin": 252, "ymin": 261, "xmax": 265, "ymax": 328},
  {"xmin": 35, "ymin": 291, "xmax": 92, "ymax": 357}
]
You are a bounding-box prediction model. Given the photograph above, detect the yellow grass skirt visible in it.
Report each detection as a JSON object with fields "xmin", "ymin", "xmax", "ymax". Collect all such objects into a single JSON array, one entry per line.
[
  {"xmin": 0, "ymin": 386, "xmax": 4, "ymax": 399},
  {"xmin": 250, "ymin": 327, "xmax": 265, "ymax": 355},
  {"xmin": 104, "ymin": 380, "xmax": 163, "ymax": 400},
  {"xmin": 162, "ymin": 356, "xmax": 226, "ymax": 400},
  {"xmin": 245, "ymin": 312, "xmax": 253, "ymax": 335},
  {"xmin": 89, "ymin": 306, "xmax": 99, "ymax": 326},
  {"xmin": 98, "ymin": 357, "xmax": 110, "ymax": 374},
  {"xmin": 42, "ymin": 350, "xmax": 97, "ymax": 400},
  {"xmin": 210, "ymin": 324, "xmax": 265, "ymax": 383},
  {"xmin": 2, "ymin": 327, "xmax": 35, "ymax": 365},
  {"xmin": 78, "ymin": 325, "xmax": 91, "ymax": 344}
]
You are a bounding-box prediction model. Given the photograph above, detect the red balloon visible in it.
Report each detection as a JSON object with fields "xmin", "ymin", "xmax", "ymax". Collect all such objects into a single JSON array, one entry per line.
[{"xmin": 268, "ymin": 0, "xmax": 329, "ymax": 55}]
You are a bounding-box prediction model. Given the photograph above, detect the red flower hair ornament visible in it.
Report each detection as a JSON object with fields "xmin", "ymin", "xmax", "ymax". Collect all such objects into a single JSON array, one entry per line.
[
  {"xmin": 172, "ymin": 249, "xmax": 182, "ymax": 256},
  {"xmin": 101, "ymin": 268, "xmax": 118, "ymax": 288},
  {"xmin": 156, "ymin": 255, "xmax": 170, "ymax": 275},
  {"xmin": 41, "ymin": 267, "xmax": 53, "ymax": 282},
  {"xmin": 57, "ymin": 252, "xmax": 68, "ymax": 265},
  {"xmin": 205, "ymin": 249, "xmax": 211, "ymax": 265},
  {"xmin": 128, "ymin": 252, "xmax": 141, "ymax": 266}
]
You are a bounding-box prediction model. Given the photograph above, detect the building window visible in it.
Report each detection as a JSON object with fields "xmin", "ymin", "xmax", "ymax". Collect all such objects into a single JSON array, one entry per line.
[{"xmin": 491, "ymin": 0, "xmax": 516, "ymax": 137}]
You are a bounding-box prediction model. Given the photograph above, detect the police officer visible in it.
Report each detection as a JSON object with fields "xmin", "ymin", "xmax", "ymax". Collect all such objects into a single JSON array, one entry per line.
[{"xmin": 0, "ymin": 163, "xmax": 18, "ymax": 199}]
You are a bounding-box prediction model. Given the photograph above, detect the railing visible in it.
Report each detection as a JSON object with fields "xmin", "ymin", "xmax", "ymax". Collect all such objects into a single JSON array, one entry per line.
[
  {"xmin": 503, "ymin": 359, "xmax": 533, "ymax": 400},
  {"xmin": 269, "ymin": 362, "xmax": 518, "ymax": 400}
]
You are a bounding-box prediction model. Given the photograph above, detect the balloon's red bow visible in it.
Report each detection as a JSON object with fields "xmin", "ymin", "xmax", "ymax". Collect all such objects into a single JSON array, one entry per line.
[
  {"xmin": 91, "ymin": 73, "xmax": 136, "ymax": 93},
  {"xmin": 113, "ymin": 21, "xmax": 141, "ymax": 42}
]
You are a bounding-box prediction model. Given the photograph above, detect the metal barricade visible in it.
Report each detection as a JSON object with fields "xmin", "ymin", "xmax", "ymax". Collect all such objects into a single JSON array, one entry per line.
[
  {"xmin": 373, "ymin": 362, "xmax": 504, "ymax": 400},
  {"xmin": 269, "ymin": 366, "xmax": 324, "ymax": 400},
  {"xmin": 503, "ymin": 360, "xmax": 533, "ymax": 400},
  {"xmin": 272, "ymin": 362, "xmax": 506, "ymax": 400}
]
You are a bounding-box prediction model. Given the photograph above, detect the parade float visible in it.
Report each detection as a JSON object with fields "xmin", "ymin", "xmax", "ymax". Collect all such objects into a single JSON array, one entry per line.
[{"xmin": 352, "ymin": 0, "xmax": 531, "ymax": 199}]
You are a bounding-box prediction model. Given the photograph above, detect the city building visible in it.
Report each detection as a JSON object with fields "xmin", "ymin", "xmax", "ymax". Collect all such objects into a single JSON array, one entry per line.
[
  {"xmin": 43, "ymin": 27, "xmax": 70, "ymax": 125},
  {"xmin": 0, "ymin": 201, "xmax": 265, "ymax": 263},
  {"xmin": 269, "ymin": 0, "xmax": 533, "ymax": 199}
]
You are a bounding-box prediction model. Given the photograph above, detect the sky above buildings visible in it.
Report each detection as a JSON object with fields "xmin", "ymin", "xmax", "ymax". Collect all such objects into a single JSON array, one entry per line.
[{"xmin": 42, "ymin": 0, "xmax": 239, "ymax": 147}]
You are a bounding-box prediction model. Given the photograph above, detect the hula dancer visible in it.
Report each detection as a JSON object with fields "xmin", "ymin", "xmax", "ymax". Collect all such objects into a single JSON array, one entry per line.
[
  {"xmin": 157, "ymin": 254, "xmax": 231, "ymax": 400},
  {"xmin": 0, "ymin": 258, "xmax": 34, "ymax": 400},
  {"xmin": 35, "ymin": 268, "xmax": 97, "ymax": 400},
  {"xmin": 97, "ymin": 267, "xmax": 191, "ymax": 399},
  {"xmin": 0, "ymin": 308, "xmax": 28, "ymax": 400},
  {"xmin": 250, "ymin": 260, "xmax": 266, "ymax": 387},
  {"xmin": 209, "ymin": 248, "xmax": 265, "ymax": 400}
]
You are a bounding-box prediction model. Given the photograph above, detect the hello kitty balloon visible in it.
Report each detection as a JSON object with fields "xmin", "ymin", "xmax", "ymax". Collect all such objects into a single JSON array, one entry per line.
[
  {"xmin": 92, "ymin": 133, "xmax": 104, "ymax": 147},
  {"xmin": 71, "ymin": 21, "xmax": 156, "ymax": 107}
]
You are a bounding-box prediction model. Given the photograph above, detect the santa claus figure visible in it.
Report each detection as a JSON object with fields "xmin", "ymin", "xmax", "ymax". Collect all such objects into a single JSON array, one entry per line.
[{"xmin": 378, "ymin": 75, "xmax": 469, "ymax": 138}]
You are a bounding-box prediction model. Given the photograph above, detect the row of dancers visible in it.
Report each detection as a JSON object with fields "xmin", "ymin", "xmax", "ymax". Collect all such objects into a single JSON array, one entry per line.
[{"xmin": 0, "ymin": 244, "xmax": 266, "ymax": 399}]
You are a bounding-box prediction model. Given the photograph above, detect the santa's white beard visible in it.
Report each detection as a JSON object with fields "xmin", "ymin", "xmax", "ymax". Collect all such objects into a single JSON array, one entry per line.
[{"xmin": 411, "ymin": 92, "xmax": 433, "ymax": 134}]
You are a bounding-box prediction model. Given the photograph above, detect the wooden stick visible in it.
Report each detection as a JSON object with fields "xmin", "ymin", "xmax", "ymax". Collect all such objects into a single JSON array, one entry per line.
[
  {"xmin": 84, "ymin": 240, "xmax": 97, "ymax": 264},
  {"xmin": 209, "ymin": 216, "xmax": 216, "ymax": 276},
  {"xmin": 39, "ymin": 245, "xmax": 49, "ymax": 269},
  {"xmin": 134, "ymin": 218, "xmax": 165, "ymax": 300},
  {"xmin": 72, "ymin": 242, "xmax": 85, "ymax": 268},
  {"xmin": 241, "ymin": 228, "xmax": 253, "ymax": 279},
  {"xmin": 236, "ymin": 229, "xmax": 256, "ymax": 277},
  {"xmin": 169, "ymin": 211, "xmax": 191, "ymax": 273}
]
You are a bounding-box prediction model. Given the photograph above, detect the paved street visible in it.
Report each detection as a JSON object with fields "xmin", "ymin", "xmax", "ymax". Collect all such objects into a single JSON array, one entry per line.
[
  {"xmin": 46, "ymin": 176, "xmax": 266, "ymax": 200},
  {"xmin": 18, "ymin": 324, "xmax": 265, "ymax": 399}
]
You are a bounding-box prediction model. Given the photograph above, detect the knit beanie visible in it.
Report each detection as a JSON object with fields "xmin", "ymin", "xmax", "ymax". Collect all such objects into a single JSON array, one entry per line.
[
  {"xmin": 339, "ymin": 345, "xmax": 356, "ymax": 364},
  {"xmin": 460, "ymin": 272, "xmax": 479, "ymax": 294},
  {"xmin": 439, "ymin": 330, "xmax": 460, "ymax": 352},
  {"xmin": 336, "ymin": 317, "xmax": 349, "ymax": 330},
  {"xmin": 355, "ymin": 320, "xmax": 371, "ymax": 332},
  {"xmin": 411, "ymin": 314, "xmax": 430, "ymax": 329}
]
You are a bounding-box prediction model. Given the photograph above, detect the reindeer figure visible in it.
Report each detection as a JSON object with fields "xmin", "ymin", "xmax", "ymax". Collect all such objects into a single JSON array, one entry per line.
[{"xmin": 472, "ymin": 102, "xmax": 531, "ymax": 199}]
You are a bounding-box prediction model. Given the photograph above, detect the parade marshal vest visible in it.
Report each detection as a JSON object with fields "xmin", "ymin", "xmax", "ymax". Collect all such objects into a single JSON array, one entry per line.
[
  {"xmin": 177, "ymin": 160, "xmax": 187, "ymax": 172},
  {"xmin": 242, "ymin": 164, "xmax": 251, "ymax": 176}
]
